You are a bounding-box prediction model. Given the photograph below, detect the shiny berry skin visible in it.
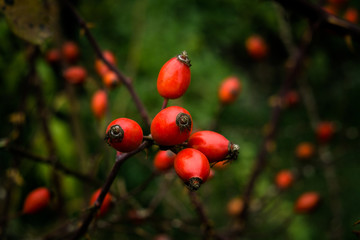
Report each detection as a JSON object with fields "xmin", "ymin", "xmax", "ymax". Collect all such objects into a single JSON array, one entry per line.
[
  {"xmin": 218, "ymin": 76, "xmax": 241, "ymax": 105},
  {"xmin": 151, "ymin": 106, "xmax": 192, "ymax": 146},
  {"xmin": 153, "ymin": 150, "xmax": 176, "ymax": 172},
  {"xmin": 62, "ymin": 41, "xmax": 79, "ymax": 63},
  {"xmin": 174, "ymin": 148, "xmax": 210, "ymax": 191},
  {"xmin": 227, "ymin": 197, "xmax": 244, "ymax": 216},
  {"xmin": 45, "ymin": 48, "xmax": 60, "ymax": 64},
  {"xmin": 294, "ymin": 191, "xmax": 320, "ymax": 214},
  {"xmin": 295, "ymin": 142, "xmax": 315, "ymax": 159},
  {"xmin": 187, "ymin": 130, "xmax": 239, "ymax": 163},
  {"xmin": 275, "ymin": 170, "xmax": 294, "ymax": 190},
  {"xmin": 245, "ymin": 35, "xmax": 268, "ymax": 60},
  {"xmin": 344, "ymin": 8, "xmax": 358, "ymax": 23},
  {"xmin": 22, "ymin": 187, "xmax": 51, "ymax": 214},
  {"xmin": 316, "ymin": 121, "xmax": 335, "ymax": 143},
  {"xmin": 105, "ymin": 118, "xmax": 143, "ymax": 152},
  {"xmin": 95, "ymin": 50, "xmax": 117, "ymax": 76},
  {"xmin": 63, "ymin": 66, "xmax": 87, "ymax": 84},
  {"xmin": 91, "ymin": 90, "xmax": 108, "ymax": 119},
  {"xmin": 89, "ymin": 188, "xmax": 112, "ymax": 217},
  {"xmin": 102, "ymin": 71, "xmax": 120, "ymax": 89},
  {"xmin": 157, "ymin": 51, "xmax": 191, "ymax": 99}
]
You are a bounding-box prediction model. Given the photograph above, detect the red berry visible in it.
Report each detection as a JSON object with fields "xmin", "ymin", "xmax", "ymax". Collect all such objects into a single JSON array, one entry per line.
[
  {"xmin": 316, "ymin": 121, "xmax": 335, "ymax": 143},
  {"xmin": 245, "ymin": 35, "xmax": 268, "ymax": 60},
  {"xmin": 218, "ymin": 76, "xmax": 241, "ymax": 105},
  {"xmin": 105, "ymin": 118, "xmax": 143, "ymax": 152},
  {"xmin": 323, "ymin": 5, "xmax": 338, "ymax": 15},
  {"xmin": 45, "ymin": 48, "xmax": 60, "ymax": 64},
  {"xmin": 284, "ymin": 90, "xmax": 299, "ymax": 108},
  {"xmin": 91, "ymin": 90, "xmax": 108, "ymax": 119},
  {"xmin": 275, "ymin": 170, "xmax": 294, "ymax": 190},
  {"xmin": 153, "ymin": 150, "xmax": 176, "ymax": 172},
  {"xmin": 95, "ymin": 50, "xmax": 117, "ymax": 76},
  {"xmin": 344, "ymin": 8, "xmax": 358, "ymax": 23},
  {"xmin": 157, "ymin": 51, "xmax": 191, "ymax": 99},
  {"xmin": 295, "ymin": 142, "xmax": 315, "ymax": 159},
  {"xmin": 89, "ymin": 188, "xmax": 112, "ymax": 217},
  {"xmin": 63, "ymin": 66, "xmax": 87, "ymax": 84},
  {"xmin": 174, "ymin": 148, "xmax": 210, "ymax": 191},
  {"xmin": 294, "ymin": 191, "xmax": 320, "ymax": 214},
  {"xmin": 151, "ymin": 106, "xmax": 192, "ymax": 146},
  {"xmin": 102, "ymin": 71, "xmax": 120, "ymax": 89},
  {"xmin": 62, "ymin": 41, "xmax": 79, "ymax": 63},
  {"xmin": 22, "ymin": 187, "xmax": 51, "ymax": 214},
  {"xmin": 187, "ymin": 130, "xmax": 239, "ymax": 163},
  {"xmin": 213, "ymin": 160, "xmax": 229, "ymax": 170}
]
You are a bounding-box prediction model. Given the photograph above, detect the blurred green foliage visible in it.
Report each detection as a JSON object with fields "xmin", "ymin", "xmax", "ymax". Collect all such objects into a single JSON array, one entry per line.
[{"xmin": 1, "ymin": 0, "xmax": 360, "ymax": 239}]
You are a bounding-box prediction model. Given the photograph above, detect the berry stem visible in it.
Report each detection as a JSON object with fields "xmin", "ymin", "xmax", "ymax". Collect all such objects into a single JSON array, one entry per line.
[{"xmin": 161, "ymin": 98, "xmax": 169, "ymax": 110}]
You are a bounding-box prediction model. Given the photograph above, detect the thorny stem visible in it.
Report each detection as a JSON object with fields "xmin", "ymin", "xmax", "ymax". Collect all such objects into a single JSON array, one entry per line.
[{"xmin": 63, "ymin": 0, "xmax": 151, "ymax": 128}]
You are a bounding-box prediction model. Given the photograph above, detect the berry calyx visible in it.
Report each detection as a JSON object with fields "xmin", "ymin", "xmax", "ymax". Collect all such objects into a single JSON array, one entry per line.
[
  {"xmin": 89, "ymin": 188, "xmax": 112, "ymax": 217},
  {"xmin": 218, "ymin": 76, "xmax": 242, "ymax": 105},
  {"xmin": 174, "ymin": 148, "xmax": 210, "ymax": 191},
  {"xmin": 151, "ymin": 106, "xmax": 193, "ymax": 146},
  {"xmin": 22, "ymin": 187, "xmax": 51, "ymax": 215},
  {"xmin": 105, "ymin": 118, "xmax": 143, "ymax": 152},
  {"xmin": 187, "ymin": 130, "xmax": 239, "ymax": 163},
  {"xmin": 157, "ymin": 51, "xmax": 191, "ymax": 99}
]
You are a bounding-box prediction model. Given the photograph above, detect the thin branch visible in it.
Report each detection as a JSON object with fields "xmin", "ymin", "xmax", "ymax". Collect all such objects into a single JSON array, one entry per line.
[
  {"xmin": 70, "ymin": 141, "xmax": 151, "ymax": 240},
  {"xmin": 7, "ymin": 146, "xmax": 101, "ymax": 186},
  {"xmin": 63, "ymin": 0, "xmax": 151, "ymax": 127},
  {"xmin": 273, "ymin": 0, "xmax": 360, "ymax": 41},
  {"xmin": 238, "ymin": 22, "xmax": 320, "ymax": 227}
]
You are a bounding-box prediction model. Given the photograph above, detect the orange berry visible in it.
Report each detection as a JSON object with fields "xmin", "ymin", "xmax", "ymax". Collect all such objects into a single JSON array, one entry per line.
[
  {"xmin": 227, "ymin": 197, "xmax": 244, "ymax": 216},
  {"xmin": 91, "ymin": 90, "xmax": 108, "ymax": 119},
  {"xmin": 153, "ymin": 150, "xmax": 176, "ymax": 172},
  {"xmin": 102, "ymin": 71, "xmax": 120, "ymax": 89},
  {"xmin": 295, "ymin": 142, "xmax": 315, "ymax": 159},
  {"xmin": 89, "ymin": 189, "xmax": 112, "ymax": 217},
  {"xmin": 62, "ymin": 41, "xmax": 79, "ymax": 63},
  {"xmin": 344, "ymin": 8, "xmax": 358, "ymax": 23},
  {"xmin": 63, "ymin": 66, "xmax": 87, "ymax": 84},
  {"xmin": 218, "ymin": 76, "xmax": 241, "ymax": 105},
  {"xmin": 95, "ymin": 50, "xmax": 117, "ymax": 76},
  {"xmin": 294, "ymin": 191, "xmax": 320, "ymax": 214},
  {"xmin": 245, "ymin": 35, "xmax": 268, "ymax": 60},
  {"xmin": 275, "ymin": 170, "xmax": 294, "ymax": 190}
]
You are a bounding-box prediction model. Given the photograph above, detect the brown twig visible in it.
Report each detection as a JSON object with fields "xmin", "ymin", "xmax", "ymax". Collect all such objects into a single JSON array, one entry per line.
[
  {"xmin": 237, "ymin": 22, "xmax": 320, "ymax": 229},
  {"xmin": 63, "ymin": 0, "xmax": 151, "ymax": 128},
  {"xmin": 70, "ymin": 141, "xmax": 151, "ymax": 240},
  {"xmin": 273, "ymin": 0, "xmax": 360, "ymax": 40},
  {"xmin": 7, "ymin": 146, "xmax": 101, "ymax": 186}
]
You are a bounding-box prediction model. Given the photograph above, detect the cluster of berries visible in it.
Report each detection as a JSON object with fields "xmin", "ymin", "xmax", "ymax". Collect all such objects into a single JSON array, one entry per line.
[{"xmin": 104, "ymin": 51, "xmax": 240, "ymax": 191}]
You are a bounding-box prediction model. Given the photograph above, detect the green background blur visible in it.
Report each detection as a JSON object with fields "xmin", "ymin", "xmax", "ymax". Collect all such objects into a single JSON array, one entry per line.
[{"xmin": 1, "ymin": 0, "xmax": 360, "ymax": 239}]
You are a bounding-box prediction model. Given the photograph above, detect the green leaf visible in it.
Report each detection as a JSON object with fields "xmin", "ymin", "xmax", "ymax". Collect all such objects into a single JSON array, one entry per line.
[{"xmin": 0, "ymin": 0, "xmax": 58, "ymax": 44}]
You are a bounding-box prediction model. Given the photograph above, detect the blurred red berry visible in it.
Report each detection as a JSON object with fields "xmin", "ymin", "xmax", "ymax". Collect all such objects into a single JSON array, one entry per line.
[
  {"xmin": 63, "ymin": 66, "xmax": 87, "ymax": 84},
  {"xmin": 153, "ymin": 150, "xmax": 176, "ymax": 172},
  {"xmin": 62, "ymin": 41, "xmax": 79, "ymax": 63},
  {"xmin": 89, "ymin": 188, "xmax": 112, "ymax": 217},
  {"xmin": 22, "ymin": 187, "xmax": 51, "ymax": 215},
  {"xmin": 218, "ymin": 76, "xmax": 241, "ymax": 105},
  {"xmin": 245, "ymin": 35, "xmax": 268, "ymax": 60},
  {"xmin": 91, "ymin": 90, "xmax": 108, "ymax": 119},
  {"xmin": 294, "ymin": 191, "xmax": 320, "ymax": 214},
  {"xmin": 275, "ymin": 170, "xmax": 294, "ymax": 190}
]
